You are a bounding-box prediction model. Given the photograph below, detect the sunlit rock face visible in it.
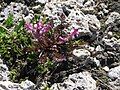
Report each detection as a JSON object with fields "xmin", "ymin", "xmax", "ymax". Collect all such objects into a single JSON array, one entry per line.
[
  {"xmin": 0, "ymin": 2, "xmax": 34, "ymax": 24},
  {"xmin": 42, "ymin": 0, "xmax": 100, "ymax": 40},
  {"xmin": 50, "ymin": 71, "xmax": 97, "ymax": 90},
  {"xmin": 108, "ymin": 66, "xmax": 120, "ymax": 90}
]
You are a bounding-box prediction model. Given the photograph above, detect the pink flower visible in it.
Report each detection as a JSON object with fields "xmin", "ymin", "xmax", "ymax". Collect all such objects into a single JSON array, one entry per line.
[
  {"xmin": 69, "ymin": 28, "xmax": 79, "ymax": 39},
  {"xmin": 25, "ymin": 23, "xmax": 33, "ymax": 31},
  {"xmin": 35, "ymin": 22, "xmax": 44, "ymax": 30},
  {"xmin": 59, "ymin": 36, "xmax": 68, "ymax": 43}
]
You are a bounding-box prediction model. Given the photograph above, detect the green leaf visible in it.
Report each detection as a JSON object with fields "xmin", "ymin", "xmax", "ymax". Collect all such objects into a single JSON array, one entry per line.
[
  {"xmin": 4, "ymin": 13, "xmax": 14, "ymax": 27},
  {"xmin": 14, "ymin": 20, "xmax": 24, "ymax": 32}
]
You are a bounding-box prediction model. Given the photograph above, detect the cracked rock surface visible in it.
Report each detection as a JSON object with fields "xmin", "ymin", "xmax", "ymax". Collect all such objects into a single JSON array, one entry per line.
[{"xmin": 0, "ymin": 0, "xmax": 120, "ymax": 90}]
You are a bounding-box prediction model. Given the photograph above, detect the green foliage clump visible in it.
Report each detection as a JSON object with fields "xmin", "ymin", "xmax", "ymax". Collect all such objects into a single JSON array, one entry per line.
[{"xmin": 0, "ymin": 15, "xmax": 54, "ymax": 83}]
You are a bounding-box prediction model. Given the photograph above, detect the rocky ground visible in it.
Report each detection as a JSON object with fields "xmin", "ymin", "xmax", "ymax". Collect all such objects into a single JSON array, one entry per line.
[{"xmin": 0, "ymin": 0, "xmax": 120, "ymax": 90}]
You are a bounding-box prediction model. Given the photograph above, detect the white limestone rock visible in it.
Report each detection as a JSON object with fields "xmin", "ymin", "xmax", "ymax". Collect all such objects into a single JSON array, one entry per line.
[
  {"xmin": 36, "ymin": 0, "xmax": 49, "ymax": 4},
  {"xmin": 108, "ymin": 66, "xmax": 120, "ymax": 90},
  {"xmin": 0, "ymin": 81, "xmax": 22, "ymax": 90},
  {"xmin": 85, "ymin": 45, "xmax": 95, "ymax": 52},
  {"xmin": 50, "ymin": 71, "xmax": 97, "ymax": 90},
  {"xmin": 109, "ymin": 78, "xmax": 120, "ymax": 90},
  {"xmin": 20, "ymin": 80, "xmax": 35, "ymax": 90},
  {"xmin": 95, "ymin": 45, "xmax": 104, "ymax": 52},
  {"xmin": 108, "ymin": 65, "xmax": 120, "ymax": 79},
  {"xmin": 103, "ymin": 66, "xmax": 109, "ymax": 72},
  {"xmin": 66, "ymin": 10, "xmax": 92, "ymax": 37},
  {"xmin": 0, "ymin": 58, "xmax": 35, "ymax": 90},
  {"xmin": 42, "ymin": 2, "xmax": 66, "ymax": 27},
  {"xmin": 73, "ymin": 48, "xmax": 91, "ymax": 58},
  {"xmin": 81, "ymin": 0, "xmax": 96, "ymax": 12},
  {"xmin": 0, "ymin": 80, "xmax": 35, "ymax": 90},
  {"xmin": 102, "ymin": 36, "xmax": 118, "ymax": 48},
  {"xmin": 108, "ymin": 31, "xmax": 113, "ymax": 37},
  {"xmin": 42, "ymin": 0, "xmax": 99, "ymax": 37},
  {"xmin": 105, "ymin": 12, "xmax": 120, "ymax": 25},
  {"xmin": 93, "ymin": 57, "xmax": 100, "ymax": 67},
  {"xmin": 86, "ymin": 14, "xmax": 101, "ymax": 31},
  {"xmin": 0, "ymin": 2, "xmax": 34, "ymax": 24},
  {"xmin": 0, "ymin": 64, "xmax": 9, "ymax": 81}
]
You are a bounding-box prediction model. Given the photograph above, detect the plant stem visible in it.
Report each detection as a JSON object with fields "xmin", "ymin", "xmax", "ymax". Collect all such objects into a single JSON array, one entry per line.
[{"xmin": 0, "ymin": 24, "xmax": 9, "ymax": 31}]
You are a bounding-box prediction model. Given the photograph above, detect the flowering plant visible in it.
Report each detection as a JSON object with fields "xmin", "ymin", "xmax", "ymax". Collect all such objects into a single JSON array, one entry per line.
[{"xmin": 25, "ymin": 20, "xmax": 79, "ymax": 63}]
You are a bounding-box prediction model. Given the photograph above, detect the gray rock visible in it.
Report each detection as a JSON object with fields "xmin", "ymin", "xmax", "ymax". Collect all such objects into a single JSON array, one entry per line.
[
  {"xmin": 42, "ymin": 0, "xmax": 101, "ymax": 39},
  {"xmin": 108, "ymin": 65, "xmax": 120, "ymax": 79},
  {"xmin": 87, "ymin": 14, "xmax": 101, "ymax": 31},
  {"xmin": 93, "ymin": 57, "xmax": 100, "ymax": 67},
  {"xmin": 85, "ymin": 45, "xmax": 95, "ymax": 52},
  {"xmin": 102, "ymin": 36, "xmax": 118, "ymax": 48},
  {"xmin": 20, "ymin": 80, "xmax": 35, "ymax": 90},
  {"xmin": 0, "ymin": 81, "xmax": 22, "ymax": 90},
  {"xmin": 103, "ymin": 66, "xmax": 109, "ymax": 72},
  {"xmin": 108, "ymin": 66, "xmax": 120, "ymax": 90},
  {"xmin": 95, "ymin": 45, "xmax": 104, "ymax": 52},
  {"xmin": 109, "ymin": 78, "xmax": 120, "ymax": 90},
  {"xmin": 105, "ymin": 12, "xmax": 120, "ymax": 25},
  {"xmin": 50, "ymin": 71, "xmax": 97, "ymax": 90},
  {"xmin": 36, "ymin": 0, "xmax": 49, "ymax": 4},
  {"xmin": 109, "ymin": 1, "xmax": 120, "ymax": 14},
  {"xmin": 0, "ymin": 64, "xmax": 9, "ymax": 81},
  {"xmin": 0, "ymin": 80, "xmax": 35, "ymax": 90},
  {"xmin": 66, "ymin": 10, "xmax": 92, "ymax": 37},
  {"xmin": 73, "ymin": 48, "xmax": 91, "ymax": 59},
  {"xmin": 0, "ymin": 2, "xmax": 34, "ymax": 24}
]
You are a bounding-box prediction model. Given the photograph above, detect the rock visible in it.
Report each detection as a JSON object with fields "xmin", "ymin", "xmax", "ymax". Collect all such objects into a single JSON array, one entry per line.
[
  {"xmin": 102, "ymin": 36, "xmax": 118, "ymax": 49},
  {"xmin": 106, "ymin": 17, "xmax": 120, "ymax": 32},
  {"xmin": 95, "ymin": 45, "xmax": 104, "ymax": 52},
  {"xmin": 42, "ymin": 0, "xmax": 102, "ymax": 39},
  {"xmin": 96, "ymin": 2, "xmax": 109, "ymax": 19},
  {"xmin": 109, "ymin": 1, "xmax": 120, "ymax": 13},
  {"xmin": 0, "ymin": 80, "xmax": 35, "ymax": 90},
  {"xmin": 0, "ymin": 81, "xmax": 22, "ymax": 90},
  {"xmin": 96, "ymin": 53, "xmax": 107, "ymax": 66},
  {"xmin": 23, "ymin": 13, "xmax": 34, "ymax": 23},
  {"xmin": 0, "ymin": 64, "xmax": 9, "ymax": 81},
  {"xmin": 93, "ymin": 57, "xmax": 100, "ymax": 67},
  {"xmin": 66, "ymin": 10, "xmax": 92, "ymax": 37},
  {"xmin": 50, "ymin": 71, "xmax": 97, "ymax": 90},
  {"xmin": 109, "ymin": 78, "xmax": 120, "ymax": 90},
  {"xmin": 105, "ymin": 12, "xmax": 120, "ymax": 25},
  {"xmin": 87, "ymin": 14, "xmax": 101, "ymax": 31},
  {"xmin": 108, "ymin": 66, "xmax": 120, "ymax": 90},
  {"xmin": 103, "ymin": 66, "xmax": 109, "ymax": 72},
  {"xmin": 100, "ymin": 3, "xmax": 107, "ymax": 10},
  {"xmin": 0, "ymin": 59, "xmax": 3, "ymax": 64},
  {"xmin": 85, "ymin": 44, "xmax": 95, "ymax": 52},
  {"xmin": 20, "ymin": 80, "xmax": 35, "ymax": 90},
  {"xmin": 108, "ymin": 65, "xmax": 120, "ymax": 79},
  {"xmin": 108, "ymin": 31, "xmax": 113, "ymax": 37},
  {"xmin": 85, "ymin": 45, "xmax": 95, "ymax": 52},
  {"xmin": 81, "ymin": 0, "xmax": 96, "ymax": 14},
  {"xmin": 73, "ymin": 48, "xmax": 91, "ymax": 58},
  {"xmin": 36, "ymin": 0, "xmax": 49, "ymax": 4},
  {"xmin": 0, "ymin": 2, "xmax": 34, "ymax": 24},
  {"xmin": 42, "ymin": 2, "xmax": 66, "ymax": 27}
]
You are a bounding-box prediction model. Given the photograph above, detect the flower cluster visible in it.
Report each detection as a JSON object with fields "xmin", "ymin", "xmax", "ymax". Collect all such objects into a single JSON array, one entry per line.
[{"xmin": 25, "ymin": 21, "xmax": 52, "ymax": 39}]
